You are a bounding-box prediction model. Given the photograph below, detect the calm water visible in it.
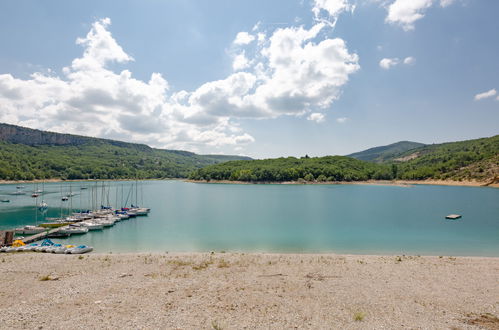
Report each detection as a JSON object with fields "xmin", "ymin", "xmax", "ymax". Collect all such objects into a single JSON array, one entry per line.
[{"xmin": 1, "ymin": 180, "xmax": 498, "ymax": 256}]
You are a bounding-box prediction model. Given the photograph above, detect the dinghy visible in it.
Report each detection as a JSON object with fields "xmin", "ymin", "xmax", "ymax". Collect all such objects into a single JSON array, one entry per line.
[{"xmin": 66, "ymin": 245, "xmax": 93, "ymax": 254}]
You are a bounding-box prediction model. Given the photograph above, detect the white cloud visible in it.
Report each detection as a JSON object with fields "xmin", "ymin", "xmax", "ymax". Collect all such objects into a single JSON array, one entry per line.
[
  {"xmin": 0, "ymin": 10, "xmax": 360, "ymax": 152},
  {"xmin": 336, "ymin": 117, "xmax": 348, "ymax": 123},
  {"xmin": 474, "ymin": 89, "xmax": 497, "ymax": 101},
  {"xmin": 312, "ymin": 0, "xmax": 354, "ymax": 22},
  {"xmin": 386, "ymin": 0, "xmax": 433, "ymax": 31},
  {"xmin": 403, "ymin": 56, "xmax": 416, "ymax": 65},
  {"xmin": 379, "ymin": 57, "xmax": 400, "ymax": 69},
  {"xmin": 232, "ymin": 52, "xmax": 250, "ymax": 71},
  {"xmin": 440, "ymin": 0, "xmax": 455, "ymax": 7},
  {"xmin": 307, "ymin": 112, "xmax": 325, "ymax": 123},
  {"xmin": 233, "ymin": 32, "xmax": 255, "ymax": 45}
]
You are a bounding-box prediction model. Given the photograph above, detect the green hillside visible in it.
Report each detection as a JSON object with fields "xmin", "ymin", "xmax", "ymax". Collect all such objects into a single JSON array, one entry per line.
[
  {"xmin": 348, "ymin": 141, "xmax": 425, "ymax": 163},
  {"xmin": 190, "ymin": 135, "xmax": 499, "ymax": 183},
  {"xmin": 189, "ymin": 156, "xmax": 392, "ymax": 182},
  {"xmin": 0, "ymin": 123, "xmax": 250, "ymax": 180},
  {"xmin": 389, "ymin": 135, "xmax": 499, "ymax": 181}
]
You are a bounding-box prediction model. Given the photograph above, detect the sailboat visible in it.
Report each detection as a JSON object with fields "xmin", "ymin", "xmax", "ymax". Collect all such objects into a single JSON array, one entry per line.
[{"xmin": 38, "ymin": 200, "xmax": 48, "ymax": 211}]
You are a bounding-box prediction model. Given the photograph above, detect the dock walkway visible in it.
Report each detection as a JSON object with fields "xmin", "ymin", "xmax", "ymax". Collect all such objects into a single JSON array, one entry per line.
[{"xmin": 22, "ymin": 227, "xmax": 62, "ymax": 244}]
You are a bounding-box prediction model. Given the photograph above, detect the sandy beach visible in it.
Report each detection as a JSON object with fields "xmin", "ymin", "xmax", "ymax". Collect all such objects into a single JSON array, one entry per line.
[{"xmin": 1, "ymin": 253, "xmax": 498, "ymax": 329}]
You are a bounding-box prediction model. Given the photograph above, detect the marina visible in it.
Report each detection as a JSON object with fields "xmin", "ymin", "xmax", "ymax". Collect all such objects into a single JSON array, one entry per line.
[{"xmin": 0, "ymin": 181, "xmax": 151, "ymax": 253}]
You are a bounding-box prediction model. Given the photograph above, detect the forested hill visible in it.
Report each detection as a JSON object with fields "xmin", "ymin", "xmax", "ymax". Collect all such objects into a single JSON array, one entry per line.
[
  {"xmin": 189, "ymin": 135, "xmax": 499, "ymax": 184},
  {"xmin": 0, "ymin": 123, "xmax": 251, "ymax": 180},
  {"xmin": 348, "ymin": 141, "xmax": 425, "ymax": 163}
]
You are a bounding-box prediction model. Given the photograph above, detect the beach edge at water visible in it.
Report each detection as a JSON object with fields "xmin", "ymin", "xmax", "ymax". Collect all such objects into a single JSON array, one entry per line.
[
  {"xmin": 1, "ymin": 178, "xmax": 497, "ymax": 188},
  {"xmin": 186, "ymin": 179, "xmax": 499, "ymax": 188},
  {"xmin": 1, "ymin": 252, "xmax": 498, "ymax": 329}
]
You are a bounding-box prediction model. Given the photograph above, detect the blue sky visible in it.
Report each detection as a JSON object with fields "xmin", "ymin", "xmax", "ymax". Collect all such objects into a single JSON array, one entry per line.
[{"xmin": 0, "ymin": 0, "xmax": 497, "ymax": 158}]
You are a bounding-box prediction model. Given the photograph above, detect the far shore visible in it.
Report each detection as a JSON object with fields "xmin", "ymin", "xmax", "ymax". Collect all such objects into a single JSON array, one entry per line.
[
  {"xmin": 186, "ymin": 178, "xmax": 499, "ymax": 188},
  {"xmin": 1, "ymin": 177, "xmax": 497, "ymax": 188}
]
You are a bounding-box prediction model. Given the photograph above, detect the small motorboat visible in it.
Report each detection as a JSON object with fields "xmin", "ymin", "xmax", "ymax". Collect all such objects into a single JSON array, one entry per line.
[
  {"xmin": 66, "ymin": 245, "xmax": 93, "ymax": 254},
  {"xmin": 445, "ymin": 214, "xmax": 462, "ymax": 220},
  {"xmin": 1, "ymin": 199, "xmax": 10, "ymax": 203},
  {"xmin": 61, "ymin": 196, "xmax": 69, "ymax": 201},
  {"xmin": 31, "ymin": 193, "xmax": 40, "ymax": 198}
]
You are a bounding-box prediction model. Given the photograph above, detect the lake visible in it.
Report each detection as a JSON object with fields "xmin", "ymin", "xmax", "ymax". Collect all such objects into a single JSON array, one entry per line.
[{"xmin": 1, "ymin": 180, "xmax": 498, "ymax": 256}]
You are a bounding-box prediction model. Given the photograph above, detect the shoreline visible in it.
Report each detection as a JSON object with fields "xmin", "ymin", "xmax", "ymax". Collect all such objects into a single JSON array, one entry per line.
[
  {"xmin": 1, "ymin": 252, "xmax": 498, "ymax": 328},
  {"xmin": 1, "ymin": 178, "xmax": 497, "ymax": 188},
  {"xmin": 186, "ymin": 178, "xmax": 499, "ymax": 188}
]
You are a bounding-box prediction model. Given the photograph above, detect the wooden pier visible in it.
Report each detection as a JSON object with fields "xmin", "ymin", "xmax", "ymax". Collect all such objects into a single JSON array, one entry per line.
[{"xmin": 22, "ymin": 227, "xmax": 63, "ymax": 244}]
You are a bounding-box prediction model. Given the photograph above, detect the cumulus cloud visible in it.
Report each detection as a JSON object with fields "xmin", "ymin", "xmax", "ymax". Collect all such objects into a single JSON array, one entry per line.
[
  {"xmin": 403, "ymin": 56, "xmax": 416, "ymax": 65},
  {"xmin": 379, "ymin": 57, "xmax": 400, "ymax": 69},
  {"xmin": 232, "ymin": 52, "xmax": 251, "ymax": 71},
  {"xmin": 233, "ymin": 32, "xmax": 255, "ymax": 45},
  {"xmin": 386, "ymin": 0, "xmax": 434, "ymax": 31},
  {"xmin": 380, "ymin": 56, "xmax": 415, "ymax": 69},
  {"xmin": 307, "ymin": 112, "xmax": 325, "ymax": 123},
  {"xmin": 336, "ymin": 117, "xmax": 348, "ymax": 123},
  {"xmin": 384, "ymin": 0, "xmax": 457, "ymax": 31},
  {"xmin": 0, "ymin": 8, "xmax": 359, "ymax": 152},
  {"xmin": 312, "ymin": 0, "xmax": 354, "ymax": 23},
  {"xmin": 474, "ymin": 89, "xmax": 497, "ymax": 101}
]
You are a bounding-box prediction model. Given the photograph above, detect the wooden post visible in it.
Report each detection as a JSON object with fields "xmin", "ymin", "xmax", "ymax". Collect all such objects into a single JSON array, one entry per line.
[{"xmin": 0, "ymin": 230, "xmax": 14, "ymax": 246}]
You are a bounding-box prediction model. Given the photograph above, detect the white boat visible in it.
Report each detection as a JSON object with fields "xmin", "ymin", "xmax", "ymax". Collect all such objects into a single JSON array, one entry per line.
[
  {"xmin": 15, "ymin": 225, "xmax": 46, "ymax": 235},
  {"xmin": 38, "ymin": 201, "xmax": 48, "ymax": 211},
  {"xmin": 45, "ymin": 244, "xmax": 64, "ymax": 253},
  {"xmin": 58, "ymin": 226, "xmax": 89, "ymax": 235},
  {"xmin": 96, "ymin": 218, "xmax": 115, "ymax": 227},
  {"xmin": 11, "ymin": 191, "xmax": 26, "ymax": 195},
  {"xmin": 78, "ymin": 221, "xmax": 104, "ymax": 231},
  {"xmin": 66, "ymin": 245, "xmax": 93, "ymax": 254},
  {"xmin": 116, "ymin": 213, "xmax": 129, "ymax": 220},
  {"xmin": 24, "ymin": 243, "xmax": 40, "ymax": 251}
]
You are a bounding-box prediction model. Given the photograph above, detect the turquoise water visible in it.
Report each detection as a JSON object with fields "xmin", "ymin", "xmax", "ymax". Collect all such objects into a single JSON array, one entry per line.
[{"xmin": 1, "ymin": 180, "xmax": 498, "ymax": 256}]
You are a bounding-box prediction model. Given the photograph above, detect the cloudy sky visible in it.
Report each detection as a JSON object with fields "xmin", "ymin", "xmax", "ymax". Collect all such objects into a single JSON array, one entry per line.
[{"xmin": 0, "ymin": 0, "xmax": 497, "ymax": 158}]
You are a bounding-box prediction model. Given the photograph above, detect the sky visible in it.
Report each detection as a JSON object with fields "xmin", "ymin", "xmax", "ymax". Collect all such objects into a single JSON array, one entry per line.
[{"xmin": 0, "ymin": 0, "xmax": 497, "ymax": 158}]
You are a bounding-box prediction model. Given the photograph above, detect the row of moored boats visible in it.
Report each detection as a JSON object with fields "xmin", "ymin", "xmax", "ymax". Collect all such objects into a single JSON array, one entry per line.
[
  {"xmin": 15, "ymin": 205, "xmax": 150, "ymax": 237},
  {"xmin": 1, "ymin": 239, "xmax": 93, "ymax": 254}
]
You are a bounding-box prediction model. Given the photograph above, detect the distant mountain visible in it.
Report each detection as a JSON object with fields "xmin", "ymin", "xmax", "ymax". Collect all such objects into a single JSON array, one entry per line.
[
  {"xmin": 348, "ymin": 141, "xmax": 426, "ymax": 163},
  {"xmin": 0, "ymin": 123, "xmax": 251, "ymax": 180}
]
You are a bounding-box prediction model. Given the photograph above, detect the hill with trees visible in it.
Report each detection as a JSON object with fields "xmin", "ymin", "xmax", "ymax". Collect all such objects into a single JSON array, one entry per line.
[
  {"xmin": 348, "ymin": 141, "xmax": 425, "ymax": 163},
  {"xmin": 189, "ymin": 135, "xmax": 499, "ymax": 184},
  {"xmin": 0, "ymin": 123, "xmax": 250, "ymax": 180}
]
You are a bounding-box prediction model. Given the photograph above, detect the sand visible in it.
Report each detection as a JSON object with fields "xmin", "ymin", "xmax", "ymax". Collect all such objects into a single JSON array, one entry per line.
[{"xmin": 1, "ymin": 253, "xmax": 498, "ymax": 329}]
